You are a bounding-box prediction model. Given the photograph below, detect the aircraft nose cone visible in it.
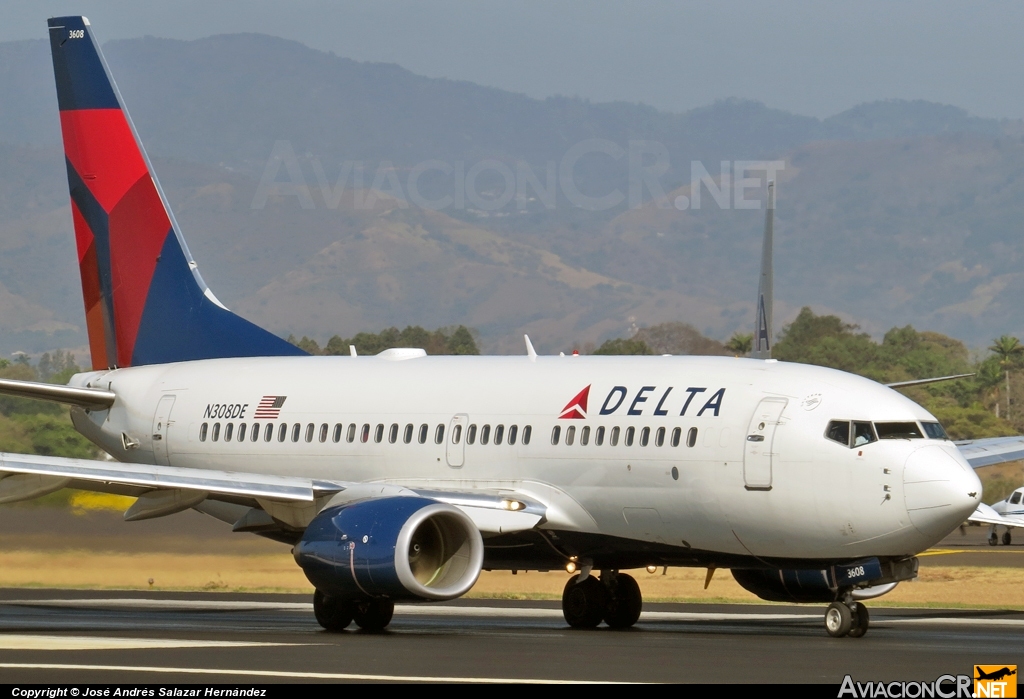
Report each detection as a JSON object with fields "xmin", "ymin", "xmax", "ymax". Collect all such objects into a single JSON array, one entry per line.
[{"xmin": 903, "ymin": 445, "xmax": 981, "ymax": 540}]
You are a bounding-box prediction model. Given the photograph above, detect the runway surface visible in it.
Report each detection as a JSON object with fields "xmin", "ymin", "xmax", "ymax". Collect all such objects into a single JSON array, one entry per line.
[{"xmin": 0, "ymin": 589, "xmax": 1022, "ymax": 684}]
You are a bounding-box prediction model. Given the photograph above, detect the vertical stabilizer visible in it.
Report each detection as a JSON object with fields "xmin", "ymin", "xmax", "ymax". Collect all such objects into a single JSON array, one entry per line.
[
  {"xmin": 752, "ymin": 181, "xmax": 774, "ymax": 359},
  {"xmin": 47, "ymin": 16, "xmax": 304, "ymax": 369}
]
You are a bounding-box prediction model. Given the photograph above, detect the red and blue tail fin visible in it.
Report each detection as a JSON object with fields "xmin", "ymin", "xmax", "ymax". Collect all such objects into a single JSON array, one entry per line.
[{"xmin": 47, "ymin": 16, "xmax": 304, "ymax": 369}]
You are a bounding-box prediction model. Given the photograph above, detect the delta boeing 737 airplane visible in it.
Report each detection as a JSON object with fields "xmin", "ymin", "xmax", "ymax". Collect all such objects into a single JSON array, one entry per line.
[{"xmin": 1, "ymin": 16, "xmax": 1021, "ymax": 639}]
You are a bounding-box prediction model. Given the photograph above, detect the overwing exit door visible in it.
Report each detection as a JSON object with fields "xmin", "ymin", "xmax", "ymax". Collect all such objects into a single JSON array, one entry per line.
[
  {"xmin": 743, "ymin": 397, "xmax": 787, "ymax": 491},
  {"xmin": 446, "ymin": 414, "xmax": 467, "ymax": 468}
]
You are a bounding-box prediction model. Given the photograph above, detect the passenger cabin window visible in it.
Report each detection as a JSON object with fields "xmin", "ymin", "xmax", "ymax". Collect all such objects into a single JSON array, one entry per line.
[
  {"xmin": 374, "ymin": 424, "xmax": 384, "ymax": 443},
  {"xmin": 596, "ymin": 426, "xmax": 605, "ymax": 446},
  {"xmin": 580, "ymin": 425, "xmax": 590, "ymax": 446},
  {"xmin": 238, "ymin": 423, "xmax": 247, "ymax": 442},
  {"xmin": 853, "ymin": 421, "xmax": 876, "ymax": 447},
  {"xmin": 265, "ymin": 423, "xmax": 274, "ymax": 442},
  {"xmin": 347, "ymin": 424, "xmax": 357, "ymax": 443},
  {"xmin": 224, "ymin": 423, "xmax": 233, "ymax": 442},
  {"xmin": 1010, "ymin": 491, "xmax": 1022, "ymax": 505},
  {"xmin": 292, "ymin": 423, "xmax": 302, "ymax": 443},
  {"xmin": 435, "ymin": 424, "xmax": 445, "ymax": 444},
  {"xmin": 251, "ymin": 423, "xmax": 260, "ymax": 442},
  {"xmin": 481, "ymin": 425, "xmax": 491, "ymax": 445},
  {"xmin": 494, "ymin": 424, "xmax": 504, "ymax": 445},
  {"xmin": 624, "ymin": 426, "xmax": 635, "ymax": 447},
  {"xmin": 565, "ymin": 425, "xmax": 575, "ymax": 445},
  {"xmin": 360, "ymin": 424, "xmax": 370, "ymax": 443},
  {"xmin": 687, "ymin": 427, "xmax": 697, "ymax": 448},
  {"xmin": 467, "ymin": 424, "xmax": 477, "ymax": 445},
  {"xmin": 826, "ymin": 420, "xmax": 851, "ymax": 447},
  {"xmin": 921, "ymin": 422, "xmax": 949, "ymax": 440},
  {"xmin": 404, "ymin": 424, "xmax": 414, "ymax": 444},
  {"xmin": 656, "ymin": 427, "xmax": 665, "ymax": 447},
  {"xmin": 551, "ymin": 425, "xmax": 561, "ymax": 445},
  {"xmin": 451, "ymin": 424, "xmax": 462, "ymax": 444},
  {"xmin": 212, "ymin": 423, "xmax": 221, "ymax": 442},
  {"xmin": 522, "ymin": 425, "xmax": 532, "ymax": 445},
  {"xmin": 319, "ymin": 423, "xmax": 328, "ymax": 443},
  {"xmin": 639, "ymin": 427, "xmax": 650, "ymax": 447},
  {"xmin": 388, "ymin": 423, "xmax": 398, "ymax": 444},
  {"xmin": 199, "ymin": 423, "xmax": 208, "ymax": 442},
  {"xmin": 508, "ymin": 424, "xmax": 518, "ymax": 445},
  {"xmin": 874, "ymin": 422, "xmax": 922, "ymax": 440},
  {"xmin": 305, "ymin": 423, "xmax": 314, "ymax": 443},
  {"xmin": 671, "ymin": 427, "xmax": 681, "ymax": 447},
  {"xmin": 610, "ymin": 426, "xmax": 620, "ymax": 446},
  {"xmin": 332, "ymin": 424, "xmax": 342, "ymax": 443},
  {"xmin": 418, "ymin": 424, "xmax": 428, "ymax": 444}
]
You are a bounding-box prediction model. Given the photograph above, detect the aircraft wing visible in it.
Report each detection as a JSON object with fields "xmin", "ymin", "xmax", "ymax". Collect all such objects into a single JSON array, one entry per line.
[
  {"xmin": 0, "ymin": 451, "xmax": 545, "ymax": 534},
  {"xmin": 956, "ymin": 436, "xmax": 1024, "ymax": 469},
  {"xmin": 967, "ymin": 502, "xmax": 1024, "ymax": 528}
]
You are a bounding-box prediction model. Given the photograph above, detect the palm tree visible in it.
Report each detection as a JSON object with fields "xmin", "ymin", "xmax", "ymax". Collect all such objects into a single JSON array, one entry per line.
[
  {"xmin": 988, "ymin": 336, "xmax": 1024, "ymax": 419},
  {"xmin": 726, "ymin": 333, "xmax": 753, "ymax": 357}
]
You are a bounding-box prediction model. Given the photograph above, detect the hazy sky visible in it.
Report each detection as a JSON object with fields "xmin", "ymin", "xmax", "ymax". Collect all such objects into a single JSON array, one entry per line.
[{"xmin": 4, "ymin": 1, "xmax": 1023, "ymax": 119}]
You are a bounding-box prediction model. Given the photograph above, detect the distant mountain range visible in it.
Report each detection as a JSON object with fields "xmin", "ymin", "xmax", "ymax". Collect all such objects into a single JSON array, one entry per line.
[{"xmin": 0, "ymin": 34, "xmax": 1022, "ymax": 356}]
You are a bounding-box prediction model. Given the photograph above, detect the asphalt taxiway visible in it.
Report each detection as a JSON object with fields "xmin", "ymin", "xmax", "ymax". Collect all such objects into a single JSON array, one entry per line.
[{"xmin": 0, "ymin": 589, "xmax": 1021, "ymax": 684}]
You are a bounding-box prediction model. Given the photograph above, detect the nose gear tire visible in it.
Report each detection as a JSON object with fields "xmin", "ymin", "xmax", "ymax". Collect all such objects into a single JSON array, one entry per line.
[{"xmin": 825, "ymin": 601, "xmax": 853, "ymax": 637}]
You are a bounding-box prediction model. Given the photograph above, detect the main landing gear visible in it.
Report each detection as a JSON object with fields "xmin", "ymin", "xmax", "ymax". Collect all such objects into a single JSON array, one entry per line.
[
  {"xmin": 824, "ymin": 598, "xmax": 869, "ymax": 638},
  {"xmin": 562, "ymin": 570, "xmax": 643, "ymax": 629},
  {"xmin": 988, "ymin": 525, "xmax": 1013, "ymax": 546},
  {"xmin": 313, "ymin": 589, "xmax": 395, "ymax": 632}
]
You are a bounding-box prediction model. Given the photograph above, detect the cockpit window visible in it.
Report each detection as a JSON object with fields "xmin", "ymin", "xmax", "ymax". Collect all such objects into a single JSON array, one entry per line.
[
  {"xmin": 1010, "ymin": 491, "xmax": 1022, "ymax": 505},
  {"xmin": 874, "ymin": 422, "xmax": 923, "ymax": 440},
  {"xmin": 921, "ymin": 422, "xmax": 949, "ymax": 440},
  {"xmin": 825, "ymin": 420, "xmax": 850, "ymax": 447},
  {"xmin": 853, "ymin": 421, "xmax": 876, "ymax": 447}
]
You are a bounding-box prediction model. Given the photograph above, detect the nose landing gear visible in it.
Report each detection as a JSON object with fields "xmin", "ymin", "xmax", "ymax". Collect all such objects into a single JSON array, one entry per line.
[
  {"xmin": 562, "ymin": 570, "xmax": 643, "ymax": 629},
  {"xmin": 825, "ymin": 597, "xmax": 869, "ymax": 638}
]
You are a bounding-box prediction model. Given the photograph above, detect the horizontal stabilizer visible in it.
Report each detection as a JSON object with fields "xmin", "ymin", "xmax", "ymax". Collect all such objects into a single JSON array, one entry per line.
[
  {"xmin": 887, "ymin": 373, "xmax": 974, "ymax": 389},
  {"xmin": 0, "ymin": 378, "xmax": 114, "ymax": 409}
]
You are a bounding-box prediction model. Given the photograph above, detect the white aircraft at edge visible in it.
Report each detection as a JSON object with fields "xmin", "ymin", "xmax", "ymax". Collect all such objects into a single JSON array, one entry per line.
[{"xmin": 0, "ymin": 16, "xmax": 1018, "ymax": 639}]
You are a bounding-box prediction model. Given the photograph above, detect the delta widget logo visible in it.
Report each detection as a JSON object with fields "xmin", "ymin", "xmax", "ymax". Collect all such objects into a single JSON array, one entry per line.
[{"xmin": 559, "ymin": 385, "xmax": 590, "ymax": 419}]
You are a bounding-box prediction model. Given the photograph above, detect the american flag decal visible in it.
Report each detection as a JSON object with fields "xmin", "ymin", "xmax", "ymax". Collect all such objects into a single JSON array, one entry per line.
[{"xmin": 254, "ymin": 396, "xmax": 287, "ymax": 419}]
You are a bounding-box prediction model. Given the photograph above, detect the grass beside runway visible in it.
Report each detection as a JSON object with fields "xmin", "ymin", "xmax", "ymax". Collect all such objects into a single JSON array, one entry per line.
[{"xmin": 1, "ymin": 549, "xmax": 1022, "ymax": 609}]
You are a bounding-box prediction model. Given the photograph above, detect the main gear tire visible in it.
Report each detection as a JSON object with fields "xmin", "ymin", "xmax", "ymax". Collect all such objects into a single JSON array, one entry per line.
[
  {"xmin": 603, "ymin": 573, "xmax": 643, "ymax": 629},
  {"xmin": 352, "ymin": 598, "xmax": 395, "ymax": 632},
  {"xmin": 562, "ymin": 574, "xmax": 607, "ymax": 629},
  {"xmin": 313, "ymin": 589, "xmax": 354, "ymax": 632}
]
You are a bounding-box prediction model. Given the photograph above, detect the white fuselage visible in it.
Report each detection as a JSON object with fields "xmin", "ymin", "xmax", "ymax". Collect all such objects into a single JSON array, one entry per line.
[{"xmin": 69, "ymin": 354, "xmax": 981, "ymax": 563}]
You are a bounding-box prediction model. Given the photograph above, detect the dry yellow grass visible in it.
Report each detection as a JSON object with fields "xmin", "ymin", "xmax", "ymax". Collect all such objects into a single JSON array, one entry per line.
[{"xmin": 1, "ymin": 548, "xmax": 1022, "ymax": 609}]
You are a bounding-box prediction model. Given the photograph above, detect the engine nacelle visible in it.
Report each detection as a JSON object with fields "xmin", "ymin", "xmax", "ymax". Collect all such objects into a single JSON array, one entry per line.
[{"xmin": 294, "ymin": 496, "xmax": 484, "ymax": 602}]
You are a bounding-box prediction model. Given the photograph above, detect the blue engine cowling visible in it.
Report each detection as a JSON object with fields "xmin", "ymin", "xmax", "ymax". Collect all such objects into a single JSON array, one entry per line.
[{"xmin": 294, "ymin": 496, "xmax": 484, "ymax": 602}]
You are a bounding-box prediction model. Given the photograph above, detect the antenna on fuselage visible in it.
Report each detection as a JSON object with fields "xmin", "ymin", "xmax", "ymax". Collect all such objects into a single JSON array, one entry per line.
[
  {"xmin": 752, "ymin": 180, "xmax": 774, "ymax": 360},
  {"xmin": 524, "ymin": 335, "xmax": 538, "ymax": 361},
  {"xmin": 349, "ymin": 345, "xmax": 357, "ymax": 357}
]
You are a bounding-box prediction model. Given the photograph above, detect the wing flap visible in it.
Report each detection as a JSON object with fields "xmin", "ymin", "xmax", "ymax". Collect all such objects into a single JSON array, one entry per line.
[{"xmin": 0, "ymin": 452, "xmax": 339, "ymax": 502}]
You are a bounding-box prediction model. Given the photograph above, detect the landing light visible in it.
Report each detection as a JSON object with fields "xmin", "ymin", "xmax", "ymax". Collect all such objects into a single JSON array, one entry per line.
[
  {"xmin": 566, "ymin": 561, "xmax": 577, "ymax": 574},
  {"xmin": 646, "ymin": 565, "xmax": 658, "ymax": 574},
  {"xmin": 501, "ymin": 499, "xmax": 525, "ymax": 511}
]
